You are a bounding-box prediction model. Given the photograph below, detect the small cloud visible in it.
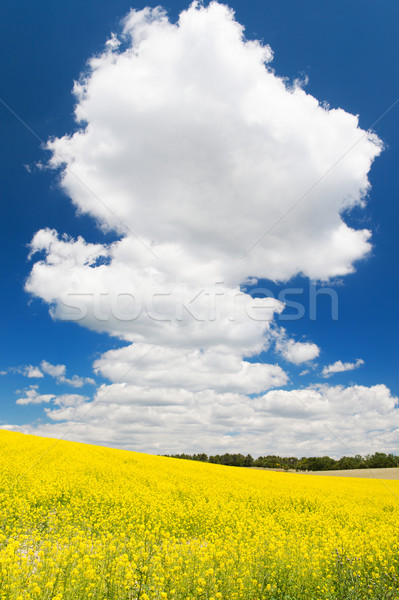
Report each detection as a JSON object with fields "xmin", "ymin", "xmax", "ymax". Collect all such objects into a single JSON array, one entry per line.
[
  {"xmin": 60, "ymin": 375, "xmax": 96, "ymax": 388},
  {"xmin": 25, "ymin": 365, "xmax": 44, "ymax": 378},
  {"xmin": 41, "ymin": 360, "xmax": 66, "ymax": 379},
  {"xmin": 41, "ymin": 360, "xmax": 95, "ymax": 387},
  {"xmin": 4, "ymin": 364, "xmax": 44, "ymax": 378},
  {"xmin": 274, "ymin": 329, "xmax": 320, "ymax": 365},
  {"xmin": 322, "ymin": 358, "xmax": 364, "ymax": 378},
  {"xmin": 6, "ymin": 360, "xmax": 95, "ymax": 387},
  {"xmin": 299, "ymin": 369, "xmax": 310, "ymax": 376},
  {"xmin": 15, "ymin": 385, "xmax": 89, "ymax": 410},
  {"xmin": 16, "ymin": 385, "xmax": 55, "ymax": 405}
]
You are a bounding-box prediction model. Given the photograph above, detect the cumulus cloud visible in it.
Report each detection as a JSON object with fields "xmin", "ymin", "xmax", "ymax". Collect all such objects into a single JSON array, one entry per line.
[
  {"xmin": 4, "ymin": 361, "xmax": 94, "ymax": 387},
  {"xmin": 274, "ymin": 329, "xmax": 320, "ymax": 364},
  {"xmin": 26, "ymin": 1, "xmax": 382, "ymax": 312},
  {"xmin": 25, "ymin": 365, "xmax": 44, "ymax": 378},
  {"xmin": 8, "ymin": 383, "xmax": 399, "ymax": 457},
  {"xmin": 20, "ymin": 2, "xmax": 388, "ymax": 452},
  {"xmin": 322, "ymin": 358, "xmax": 364, "ymax": 378},
  {"xmin": 93, "ymin": 343, "xmax": 287, "ymax": 393},
  {"xmin": 8, "ymin": 365, "xmax": 44, "ymax": 378},
  {"xmin": 62, "ymin": 375, "xmax": 96, "ymax": 388},
  {"xmin": 16, "ymin": 385, "xmax": 88, "ymax": 409},
  {"xmin": 43, "ymin": 2, "xmax": 380, "ymax": 281},
  {"xmin": 41, "ymin": 360, "xmax": 95, "ymax": 387},
  {"xmin": 41, "ymin": 360, "xmax": 66, "ymax": 379},
  {"xmin": 27, "ymin": 229, "xmax": 285, "ymax": 354},
  {"xmin": 16, "ymin": 385, "xmax": 55, "ymax": 405}
]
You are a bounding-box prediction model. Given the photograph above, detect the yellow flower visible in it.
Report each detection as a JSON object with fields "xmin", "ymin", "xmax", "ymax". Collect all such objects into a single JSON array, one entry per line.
[{"xmin": 0, "ymin": 429, "xmax": 398, "ymax": 600}]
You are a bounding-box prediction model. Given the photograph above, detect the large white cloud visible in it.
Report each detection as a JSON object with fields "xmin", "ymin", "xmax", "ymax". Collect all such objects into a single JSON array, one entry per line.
[
  {"xmin": 26, "ymin": 229, "xmax": 284, "ymax": 354},
  {"xmin": 93, "ymin": 343, "xmax": 287, "ymax": 393},
  {"xmin": 7, "ymin": 383, "xmax": 399, "ymax": 456},
  {"xmin": 44, "ymin": 1, "xmax": 381, "ymax": 282},
  {"xmin": 20, "ymin": 2, "xmax": 391, "ymax": 453}
]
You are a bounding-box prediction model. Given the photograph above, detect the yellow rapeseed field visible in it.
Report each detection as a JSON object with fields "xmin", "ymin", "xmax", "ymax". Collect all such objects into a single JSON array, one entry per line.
[{"xmin": 1, "ymin": 430, "xmax": 399, "ymax": 600}]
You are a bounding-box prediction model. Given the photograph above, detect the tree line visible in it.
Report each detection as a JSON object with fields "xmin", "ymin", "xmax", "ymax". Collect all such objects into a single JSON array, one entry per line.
[{"xmin": 163, "ymin": 452, "xmax": 399, "ymax": 471}]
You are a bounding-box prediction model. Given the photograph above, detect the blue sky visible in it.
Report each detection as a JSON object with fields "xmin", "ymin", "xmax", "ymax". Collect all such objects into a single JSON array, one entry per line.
[{"xmin": 1, "ymin": 0, "xmax": 398, "ymax": 455}]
